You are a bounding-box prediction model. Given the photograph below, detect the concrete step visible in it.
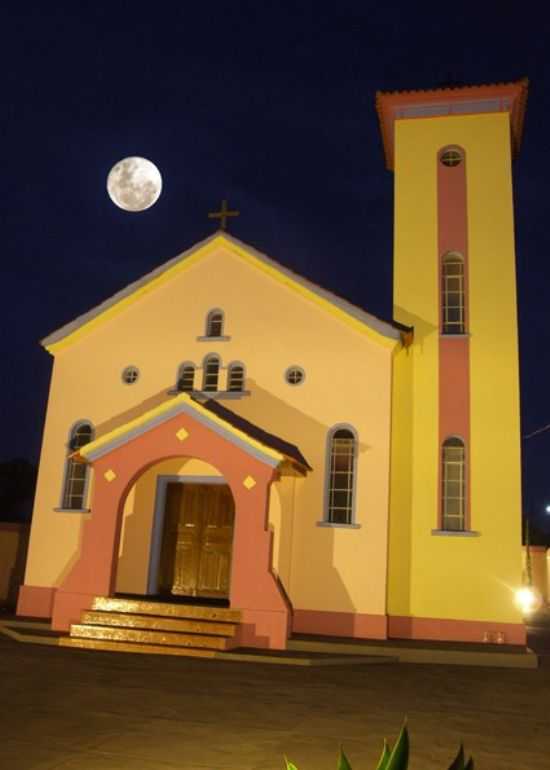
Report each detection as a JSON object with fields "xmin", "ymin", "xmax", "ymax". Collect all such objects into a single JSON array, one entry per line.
[
  {"xmin": 59, "ymin": 636, "xmax": 218, "ymax": 658},
  {"xmin": 80, "ymin": 610, "xmax": 237, "ymax": 637},
  {"xmin": 91, "ymin": 596, "xmax": 241, "ymax": 623},
  {"xmin": 69, "ymin": 623, "xmax": 230, "ymax": 650}
]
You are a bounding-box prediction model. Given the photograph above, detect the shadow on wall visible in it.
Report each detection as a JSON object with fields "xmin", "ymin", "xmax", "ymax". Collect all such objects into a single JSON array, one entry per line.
[
  {"xmin": 45, "ymin": 377, "xmax": 415, "ymax": 636},
  {"xmin": 216, "ymin": 378, "xmax": 390, "ymax": 636},
  {"xmin": 108, "ymin": 381, "xmax": 371, "ymax": 627}
]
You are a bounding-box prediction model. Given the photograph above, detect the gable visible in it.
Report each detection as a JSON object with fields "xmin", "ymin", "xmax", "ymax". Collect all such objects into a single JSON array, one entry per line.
[{"xmin": 42, "ymin": 233, "xmax": 406, "ymax": 355}]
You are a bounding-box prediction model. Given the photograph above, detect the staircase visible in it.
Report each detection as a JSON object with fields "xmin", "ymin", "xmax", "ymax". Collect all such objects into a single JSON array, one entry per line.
[{"xmin": 59, "ymin": 596, "xmax": 241, "ymax": 658}]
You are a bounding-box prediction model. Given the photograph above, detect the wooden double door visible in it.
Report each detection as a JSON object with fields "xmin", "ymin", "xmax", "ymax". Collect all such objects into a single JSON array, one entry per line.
[{"xmin": 158, "ymin": 483, "xmax": 235, "ymax": 599}]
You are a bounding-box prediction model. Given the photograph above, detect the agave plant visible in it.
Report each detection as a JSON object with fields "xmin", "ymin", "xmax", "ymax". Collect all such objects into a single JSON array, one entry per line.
[{"xmin": 283, "ymin": 718, "xmax": 474, "ymax": 770}]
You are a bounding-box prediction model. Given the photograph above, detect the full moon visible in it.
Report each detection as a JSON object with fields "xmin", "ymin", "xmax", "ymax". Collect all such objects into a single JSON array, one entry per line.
[{"xmin": 107, "ymin": 156, "xmax": 162, "ymax": 211}]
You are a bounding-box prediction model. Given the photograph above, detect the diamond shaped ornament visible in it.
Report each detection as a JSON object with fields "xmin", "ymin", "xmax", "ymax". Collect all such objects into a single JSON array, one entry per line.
[{"xmin": 243, "ymin": 475, "xmax": 256, "ymax": 490}]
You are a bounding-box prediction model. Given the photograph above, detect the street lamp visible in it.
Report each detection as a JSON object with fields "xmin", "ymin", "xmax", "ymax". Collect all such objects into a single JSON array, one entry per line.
[{"xmin": 515, "ymin": 585, "xmax": 542, "ymax": 614}]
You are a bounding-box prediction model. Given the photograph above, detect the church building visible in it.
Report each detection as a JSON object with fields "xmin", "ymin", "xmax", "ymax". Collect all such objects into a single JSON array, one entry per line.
[{"xmin": 17, "ymin": 79, "xmax": 529, "ymax": 654}]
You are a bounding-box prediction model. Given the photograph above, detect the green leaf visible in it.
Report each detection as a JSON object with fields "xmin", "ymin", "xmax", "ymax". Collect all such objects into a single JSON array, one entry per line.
[
  {"xmin": 447, "ymin": 744, "xmax": 465, "ymax": 770},
  {"xmin": 337, "ymin": 745, "xmax": 353, "ymax": 770},
  {"xmin": 464, "ymin": 757, "xmax": 474, "ymax": 770},
  {"xmin": 385, "ymin": 719, "xmax": 409, "ymax": 770},
  {"xmin": 283, "ymin": 755, "xmax": 299, "ymax": 770},
  {"xmin": 374, "ymin": 739, "xmax": 391, "ymax": 770}
]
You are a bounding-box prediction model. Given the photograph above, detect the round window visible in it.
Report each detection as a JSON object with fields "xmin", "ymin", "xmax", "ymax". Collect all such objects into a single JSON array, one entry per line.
[
  {"xmin": 122, "ymin": 366, "xmax": 140, "ymax": 384},
  {"xmin": 285, "ymin": 366, "xmax": 305, "ymax": 386},
  {"xmin": 440, "ymin": 148, "xmax": 463, "ymax": 167}
]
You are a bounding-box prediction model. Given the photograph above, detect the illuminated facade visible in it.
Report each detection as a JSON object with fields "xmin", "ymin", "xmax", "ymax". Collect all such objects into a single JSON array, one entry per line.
[{"xmin": 17, "ymin": 80, "xmax": 529, "ymax": 649}]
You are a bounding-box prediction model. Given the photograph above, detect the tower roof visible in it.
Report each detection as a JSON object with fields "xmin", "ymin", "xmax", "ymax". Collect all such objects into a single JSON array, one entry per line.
[{"xmin": 376, "ymin": 79, "xmax": 529, "ymax": 170}]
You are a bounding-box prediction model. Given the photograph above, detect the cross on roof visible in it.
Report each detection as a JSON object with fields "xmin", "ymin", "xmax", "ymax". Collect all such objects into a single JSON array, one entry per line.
[{"xmin": 208, "ymin": 199, "xmax": 240, "ymax": 231}]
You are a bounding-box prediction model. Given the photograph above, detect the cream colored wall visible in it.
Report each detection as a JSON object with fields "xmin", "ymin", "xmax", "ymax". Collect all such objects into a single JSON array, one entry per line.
[
  {"xmin": 23, "ymin": 356, "xmax": 89, "ymax": 587},
  {"xmin": 392, "ymin": 112, "xmax": 524, "ymax": 624},
  {"xmin": 25, "ymin": 241, "xmax": 395, "ymax": 618}
]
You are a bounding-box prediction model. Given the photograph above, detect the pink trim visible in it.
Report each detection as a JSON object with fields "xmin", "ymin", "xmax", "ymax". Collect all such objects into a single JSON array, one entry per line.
[
  {"xmin": 438, "ymin": 145, "xmax": 469, "ymax": 330},
  {"xmin": 437, "ymin": 146, "xmax": 471, "ymax": 531},
  {"xmin": 16, "ymin": 585, "xmax": 56, "ymax": 618},
  {"xmin": 50, "ymin": 590, "xmax": 96, "ymax": 631},
  {"xmin": 376, "ymin": 79, "xmax": 528, "ymax": 170},
  {"xmin": 388, "ymin": 615, "xmax": 526, "ymax": 646},
  {"xmin": 438, "ymin": 339, "xmax": 471, "ymax": 530},
  {"xmin": 50, "ymin": 410, "xmax": 292, "ymax": 649},
  {"xmin": 229, "ymin": 608, "xmax": 290, "ymax": 650},
  {"xmin": 292, "ymin": 609, "xmax": 388, "ymax": 639}
]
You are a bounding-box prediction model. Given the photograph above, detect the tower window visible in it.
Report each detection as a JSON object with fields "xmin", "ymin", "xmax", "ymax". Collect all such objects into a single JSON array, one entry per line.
[
  {"xmin": 227, "ymin": 362, "xmax": 245, "ymax": 392},
  {"xmin": 326, "ymin": 427, "xmax": 357, "ymax": 525},
  {"xmin": 440, "ymin": 148, "xmax": 463, "ymax": 167},
  {"xmin": 177, "ymin": 363, "xmax": 195, "ymax": 392},
  {"xmin": 61, "ymin": 422, "xmax": 94, "ymax": 510},
  {"xmin": 206, "ymin": 309, "xmax": 224, "ymax": 337},
  {"xmin": 441, "ymin": 437, "xmax": 466, "ymax": 531},
  {"xmin": 442, "ymin": 252, "xmax": 465, "ymax": 334},
  {"xmin": 202, "ymin": 354, "xmax": 220, "ymax": 391}
]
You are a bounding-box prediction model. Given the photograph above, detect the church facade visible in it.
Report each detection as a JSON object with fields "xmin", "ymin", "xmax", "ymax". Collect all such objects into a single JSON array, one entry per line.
[{"xmin": 17, "ymin": 79, "xmax": 529, "ymax": 650}]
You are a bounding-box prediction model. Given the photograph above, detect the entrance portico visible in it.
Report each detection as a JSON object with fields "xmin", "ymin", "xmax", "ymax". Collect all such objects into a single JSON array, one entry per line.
[{"xmin": 49, "ymin": 393, "xmax": 310, "ymax": 650}]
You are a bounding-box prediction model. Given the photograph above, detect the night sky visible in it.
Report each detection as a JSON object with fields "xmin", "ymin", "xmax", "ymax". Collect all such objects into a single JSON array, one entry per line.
[{"xmin": 2, "ymin": 5, "xmax": 549, "ymax": 531}]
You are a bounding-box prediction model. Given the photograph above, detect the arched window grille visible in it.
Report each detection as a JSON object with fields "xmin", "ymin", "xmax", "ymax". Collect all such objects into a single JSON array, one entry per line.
[
  {"xmin": 177, "ymin": 363, "xmax": 195, "ymax": 392},
  {"xmin": 62, "ymin": 422, "xmax": 94, "ymax": 510},
  {"xmin": 441, "ymin": 437, "xmax": 466, "ymax": 531},
  {"xmin": 202, "ymin": 355, "xmax": 220, "ymax": 391},
  {"xmin": 439, "ymin": 147, "xmax": 463, "ymax": 167},
  {"xmin": 442, "ymin": 252, "xmax": 465, "ymax": 334},
  {"xmin": 326, "ymin": 427, "xmax": 357, "ymax": 524},
  {"xmin": 227, "ymin": 362, "xmax": 245, "ymax": 392},
  {"xmin": 206, "ymin": 309, "xmax": 224, "ymax": 337}
]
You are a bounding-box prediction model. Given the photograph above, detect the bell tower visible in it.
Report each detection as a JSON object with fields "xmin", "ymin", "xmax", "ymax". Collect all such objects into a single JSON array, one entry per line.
[{"xmin": 379, "ymin": 80, "xmax": 529, "ymax": 644}]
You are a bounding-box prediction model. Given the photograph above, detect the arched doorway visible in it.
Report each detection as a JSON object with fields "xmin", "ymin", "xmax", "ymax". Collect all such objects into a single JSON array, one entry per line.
[
  {"xmin": 154, "ymin": 478, "xmax": 235, "ymax": 600},
  {"xmin": 49, "ymin": 393, "xmax": 309, "ymax": 648}
]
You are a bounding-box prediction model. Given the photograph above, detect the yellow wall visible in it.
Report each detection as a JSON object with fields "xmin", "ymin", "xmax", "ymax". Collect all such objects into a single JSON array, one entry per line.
[
  {"xmin": 391, "ymin": 112, "xmax": 524, "ymax": 624},
  {"xmin": 387, "ymin": 344, "xmax": 413, "ymax": 616},
  {"xmin": 24, "ymin": 241, "xmax": 395, "ymax": 618}
]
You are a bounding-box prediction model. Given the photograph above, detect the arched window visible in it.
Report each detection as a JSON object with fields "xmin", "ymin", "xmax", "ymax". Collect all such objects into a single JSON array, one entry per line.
[
  {"xmin": 227, "ymin": 362, "xmax": 245, "ymax": 392},
  {"xmin": 62, "ymin": 421, "xmax": 94, "ymax": 510},
  {"xmin": 442, "ymin": 252, "xmax": 465, "ymax": 334},
  {"xmin": 177, "ymin": 363, "xmax": 195, "ymax": 392},
  {"xmin": 325, "ymin": 427, "xmax": 357, "ymax": 524},
  {"xmin": 441, "ymin": 437, "xmax": 466, "ymax": 531},
  {"xmin": 206, "ymin": 309, "xmax": 224, "ymax": 338},
  {"xmin": 202, "ymin": 354, "xmax": 220, "ymax": 391}
]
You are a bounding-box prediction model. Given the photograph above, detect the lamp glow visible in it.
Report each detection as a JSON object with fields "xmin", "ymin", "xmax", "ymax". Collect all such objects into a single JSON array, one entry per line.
[
  {"xmin": 515, "ymin": 586, "xmax": 542, "ymax": 614},
  {"xmin": 545, "ymin": 504, "xmax": 550, "ymax": 513}
]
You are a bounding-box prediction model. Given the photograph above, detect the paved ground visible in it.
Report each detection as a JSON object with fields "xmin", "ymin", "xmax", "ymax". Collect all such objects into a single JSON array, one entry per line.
[{"xmin": 2, "ymin": 624, "xmax": 550, "ymax": 770}]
